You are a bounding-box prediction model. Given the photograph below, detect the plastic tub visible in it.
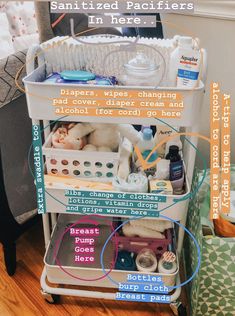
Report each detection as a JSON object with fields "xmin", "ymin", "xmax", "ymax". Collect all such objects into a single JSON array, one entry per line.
[
  {"xmin": 42, "ymin": 126, "xmax": 120, "ymax": 181},
  {"xmin": 23, "ymin": 62, "xmax": 204, "ymax": 127},
  {"xmin": 44, "ymin": 214, "xmax": 179, "ymax": 288}
]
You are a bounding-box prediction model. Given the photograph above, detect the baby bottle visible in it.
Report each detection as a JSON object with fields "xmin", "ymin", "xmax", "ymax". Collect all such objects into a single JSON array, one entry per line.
[
  {"xmin": 136, "ymin": 248, "xmax": 158, "ymax": 272},
  {"xmin": 158, "ymin": 251, "xmax": 177, "ymax": 286}
]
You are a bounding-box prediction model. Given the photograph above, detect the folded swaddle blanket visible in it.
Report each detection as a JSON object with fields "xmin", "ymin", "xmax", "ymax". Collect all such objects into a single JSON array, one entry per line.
[
  {"xmin": 123, "ymin": 222, "xmax": 165, "ymax": 239},
  {"xmin": 129, "ymin": 218, "xmax": 172, "ymax": 232}
]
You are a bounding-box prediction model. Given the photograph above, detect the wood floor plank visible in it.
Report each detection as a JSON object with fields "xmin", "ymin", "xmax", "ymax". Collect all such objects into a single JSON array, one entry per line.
[
  {"xmin": 0, "ymin": 260, "xmax": 42, "ymax": 316},
  {"xmin": 0, "ymin": 221, "xmax": 176, "ymax": 316}
]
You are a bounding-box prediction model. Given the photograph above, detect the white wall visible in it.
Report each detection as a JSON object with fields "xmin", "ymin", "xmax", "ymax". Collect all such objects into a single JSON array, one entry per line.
[{"xmin": 161, "ymin": 9, "xmax": 235, "ymax": 168}]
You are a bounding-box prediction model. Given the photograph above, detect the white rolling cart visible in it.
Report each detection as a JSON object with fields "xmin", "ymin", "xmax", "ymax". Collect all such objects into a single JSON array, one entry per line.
[{"xmin": 23, "ymin": 37, "xmax": 206, "ymax": 316}]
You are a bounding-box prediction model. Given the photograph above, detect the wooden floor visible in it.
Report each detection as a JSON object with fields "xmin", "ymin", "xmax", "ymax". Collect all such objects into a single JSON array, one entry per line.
[{"xmin": 0, "ymin": 220, "xmax": 184, "ymax": 316}]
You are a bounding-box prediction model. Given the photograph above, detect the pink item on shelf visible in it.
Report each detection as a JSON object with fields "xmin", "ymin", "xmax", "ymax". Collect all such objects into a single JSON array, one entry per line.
[{"xmin": 113, "ymin": 228, "xmax": 172, "ymax": 258}]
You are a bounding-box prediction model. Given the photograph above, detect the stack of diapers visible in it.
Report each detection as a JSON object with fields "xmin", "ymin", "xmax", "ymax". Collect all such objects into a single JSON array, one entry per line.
[
  {"xmin": 41, "ymin": 36, "xmax": 175, "ymax": 86},
  {"xmin": 122, "ymin": 219, "xmax": 172, "ymax": 239}
]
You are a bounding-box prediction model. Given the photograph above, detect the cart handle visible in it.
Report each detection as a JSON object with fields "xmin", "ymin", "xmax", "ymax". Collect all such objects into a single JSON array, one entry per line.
[
  {"xmin": 200, "ymin": 48, "xmax": 208, "ymax": 84},
  {"xmin": 26, "ymin": 44, "xmax": 45, "ymax": 76}
]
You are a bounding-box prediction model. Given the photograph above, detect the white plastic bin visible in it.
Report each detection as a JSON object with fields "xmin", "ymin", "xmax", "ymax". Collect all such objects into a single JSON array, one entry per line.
[
  {"xmin": 23, "ymin": 63, "xmax": 204, "ymax": 127},
  {"xmin": 43, "ymin": 127, "xmax": 120, "ymax": 181},
  {"xmin": 44, "ymin": 180, "xmax": 190, "ymax": 221}
]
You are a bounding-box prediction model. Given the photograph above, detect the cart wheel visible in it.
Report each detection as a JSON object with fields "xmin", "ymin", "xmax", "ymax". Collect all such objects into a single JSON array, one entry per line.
[
  {"xmin": 170, "ymin": 302, "xmax": 187, "ymax": 316},
  {"xmin": 177, "ymin": 304, "xmax": 187, "ymax": 316},
  {"xmin": 41, "ymin": 290, "xmax": 60, "ymax": 304}
]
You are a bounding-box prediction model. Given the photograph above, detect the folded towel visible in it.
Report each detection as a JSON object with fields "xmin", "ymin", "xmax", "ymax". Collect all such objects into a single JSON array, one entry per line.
[
  {"xmin": 113, "ymin": 173, "xmax": 148, "ymax": 192},
  {"xmin": 122, "ymin": 222, "xmax": 165, "ymax": 239},
  {"xmin": 129, "ymin": 219, "xmax": 172, "ymax": 232}
]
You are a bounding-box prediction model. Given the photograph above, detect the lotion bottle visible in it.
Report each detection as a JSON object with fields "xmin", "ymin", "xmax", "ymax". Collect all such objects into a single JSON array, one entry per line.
[
  {"xmin": 166, "ymin": 145, "xmax": 184, "ymax": 181},
  {"xmin": 165, "ymin": 134, "xmax": 182, "ymax": 157},
  {"xmin": 138, "ymin": 128, "xmax": 157, "ymax": 164},
  {"xmin": 169, "ymin": 36, "xmax": 201, "ymax": 88}
]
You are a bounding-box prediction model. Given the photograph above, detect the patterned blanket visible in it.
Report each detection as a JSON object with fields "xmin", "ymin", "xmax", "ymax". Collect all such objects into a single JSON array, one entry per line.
[{"xmin": 0, "ymin": 50, "xmax": 26, "ymax": 108}]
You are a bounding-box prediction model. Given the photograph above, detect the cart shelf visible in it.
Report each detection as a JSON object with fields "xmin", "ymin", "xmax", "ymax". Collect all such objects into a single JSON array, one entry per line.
[
  {"xmin": 44, "ymin": 183, "xmax": 190, "ymax": 221},
  {"xmin": 44, "ymin": 214, "xmax": 178, "ymax": 288},
  {"xmin": 24, "ymin": 63, "xmax": 204, "ymax": 127}
]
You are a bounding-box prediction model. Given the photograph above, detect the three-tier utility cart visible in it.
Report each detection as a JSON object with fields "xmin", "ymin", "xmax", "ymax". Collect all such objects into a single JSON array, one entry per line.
[{"xmin": 23, "ymin": 36, "xmax": 206, "ymax": 316}]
